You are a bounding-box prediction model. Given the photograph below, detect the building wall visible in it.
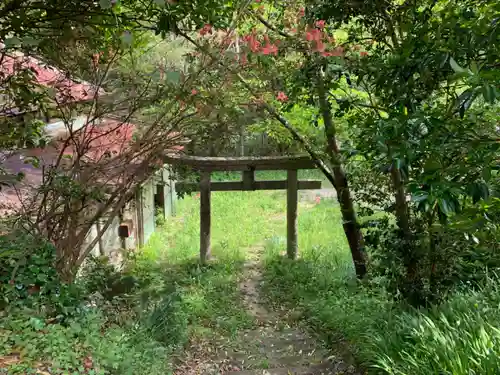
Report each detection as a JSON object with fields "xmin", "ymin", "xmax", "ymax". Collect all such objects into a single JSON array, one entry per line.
[
  {"xmin": 81, "ymin": 165, "xmax": 176, "ymax": 267},
  {"xmin": 86, "ymin": 222, "xmax": 100, "ymax": 258},
  {"xmin": 141, "ymin": 178, "xmax": 156, "ymax": 245},
  {"xmin": 82, "ymin": 200, "xmax": 137, "ymax": 266},
  {"xmin": 98, "ymin": 215, "xmax": 125, "ymax": 264},
  {"xmin": 162, "ymin": 167, "xmax": 176, "ymax": 217},
  {"xmin": 44, "ymin": 115, "xmax": 89, "ymax": 139}
]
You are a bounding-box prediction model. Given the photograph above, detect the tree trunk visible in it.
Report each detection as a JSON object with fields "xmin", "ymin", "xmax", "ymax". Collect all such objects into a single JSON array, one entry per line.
[
  {"xmin": 317, "ymin": 72, "xmax": 367, "ymax": 278},
  {"xmin": 388, "ymin": 158, "xmax": 416, "ymax": 286},
  {"xmin": 390, "ymin": 163, "xmax": 410, "ymax": 240},
  {"xmin": 208, "ymin": 34, "xmax": 367, "ymax": 276},
  {"xmin": 331, "ymin": 163, "xmax": 367, "ymax": 278}
]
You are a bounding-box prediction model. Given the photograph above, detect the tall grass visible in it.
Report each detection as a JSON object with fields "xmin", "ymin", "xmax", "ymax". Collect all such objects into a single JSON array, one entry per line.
[
  {"xmin": 261, "ymin": 199, "xmax": 500, "ymax": 374},
  {"xmin": 373, "ymin": 281, "xmax": 500, "ymax": 375},
  {"xmin": 261, "ymin": 199, "xmax": 391, "ymax": 365}
]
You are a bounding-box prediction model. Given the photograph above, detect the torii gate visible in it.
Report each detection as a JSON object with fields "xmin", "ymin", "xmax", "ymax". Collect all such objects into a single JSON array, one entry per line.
[{"xmin": 164, "ymin": 155, "xmax": 322, "ymax": 262}]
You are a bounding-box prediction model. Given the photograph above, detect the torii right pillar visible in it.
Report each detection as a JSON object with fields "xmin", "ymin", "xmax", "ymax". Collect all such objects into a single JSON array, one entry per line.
[{"xmin": 287, "ymin": 169, "xmax": 298, "ymax": 259}]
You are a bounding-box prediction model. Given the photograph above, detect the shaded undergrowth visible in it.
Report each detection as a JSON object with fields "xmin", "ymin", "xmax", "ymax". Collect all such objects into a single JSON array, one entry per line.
[{"xmin": 6, "ymin": 180, "xmax": 498, "ymax": 375}]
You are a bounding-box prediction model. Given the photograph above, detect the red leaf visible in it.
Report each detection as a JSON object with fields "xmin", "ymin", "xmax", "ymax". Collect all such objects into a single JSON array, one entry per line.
[
  {"xmin": 315, "ymin": 20, "xmax": 326, "ymax": 29},
  {"xmin": 276, "ymin": 91, "xmax": 288, "ymax": 102},
  {"xmin": 199, "ymin": 24, "xmax": 212, "ymax": 36}
]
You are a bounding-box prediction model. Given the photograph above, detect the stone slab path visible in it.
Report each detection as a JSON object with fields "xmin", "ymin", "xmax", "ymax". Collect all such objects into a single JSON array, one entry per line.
[{"xmin": 174, "ymin": 240, "xmax": 362, "ymax": 375}]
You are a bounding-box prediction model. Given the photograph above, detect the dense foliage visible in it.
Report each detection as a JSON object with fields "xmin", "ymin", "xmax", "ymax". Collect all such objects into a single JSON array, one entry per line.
[
  {"xmin": 161, "ymin": 0, "xmax": 500, "ymax": 300},
  {"xmin": 1, "ymin": 0, "xmax": 500, "ymax": 373}
]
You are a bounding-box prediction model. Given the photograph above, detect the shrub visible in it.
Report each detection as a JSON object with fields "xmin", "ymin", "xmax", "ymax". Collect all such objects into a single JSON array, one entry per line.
[
  {"xmin": 263, "ymin": 236, "xmax": 500, "ymax": 374},
  {"xmin": 0, "ymin": 309, "xmax": 171, "ymax": 375},
  {"xmin": 0, "ymin": 232, "xmax": 82, "ymax": 317},
  {"xmin": 0, "ymin": 233, "xmax": 175, "ymax": 374},
  {"xmin": 155, "ymin": 206, "xmax": 166, "ymax": 227},
  {"xmin": 362, "ymin": 211, "xmax": 500, "ymax": 306},
  {"xmin": 81, "ymin": 256, "xmax": 139, "ymax": 300}
]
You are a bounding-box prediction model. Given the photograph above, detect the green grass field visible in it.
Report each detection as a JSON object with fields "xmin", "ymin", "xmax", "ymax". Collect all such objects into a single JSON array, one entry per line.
[
  {"xmin": 139, "ymin": 188, "xmax": 289, "ymax": 345},
  {"xmin": 139, "ymin": 177, "xmax": 500, "ymax": 375},
  {"xmin": 140, "ymin": 172, "xmax": 342, "ymax": 343}
]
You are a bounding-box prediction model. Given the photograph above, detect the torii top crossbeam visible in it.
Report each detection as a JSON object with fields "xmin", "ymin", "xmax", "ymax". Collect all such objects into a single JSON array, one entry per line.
[
  {"xmin": 163, "ymin": 154, "xmax": 316, "ymax": 171},
  {"xmin": 164, "ymin": 154, "xmax": 322, "ymax": 263}
]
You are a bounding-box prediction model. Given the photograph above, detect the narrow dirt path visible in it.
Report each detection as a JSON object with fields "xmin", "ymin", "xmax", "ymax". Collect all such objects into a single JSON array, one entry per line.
[
  {"xmin": 230, "ymin": 245, "xmax": 359, "ymax": 375},
  {"xmin": 174, "ymin": 240, "xmax": 360, "ymax": 375}
]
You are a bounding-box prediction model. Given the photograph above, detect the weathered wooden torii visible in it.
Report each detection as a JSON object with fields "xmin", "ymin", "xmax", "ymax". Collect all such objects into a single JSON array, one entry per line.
[{"xmin": 164, "ymin": 154, "xmax": 322, "ymax": 262}]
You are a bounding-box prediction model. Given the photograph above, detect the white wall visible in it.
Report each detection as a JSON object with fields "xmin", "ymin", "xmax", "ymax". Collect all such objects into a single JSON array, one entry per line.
[
  {"xmin": 162, "ymin": 167, "xmax": 176, "ymax": 217},
  {"xmin": 141, "ymin": 178, "xmax": 156, "ymax": 245},
  {"xmin": 80, "ymin": 166, "xmax": 176, "ymax": 267},
  {"xmin": 43, "ymin": 115, "xmax": 91, "ymax": 139},
  {"xmin": 82, "ymin": 200, "xmax": 137, "ymax": 268}
]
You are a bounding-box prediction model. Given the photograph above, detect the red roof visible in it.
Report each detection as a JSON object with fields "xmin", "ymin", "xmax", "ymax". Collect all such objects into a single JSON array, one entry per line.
[
  {"xmin": 0, "ymin": 118, "xmax": 183, "ymax": 214},
  {"xmin": 57, "ymin": 119, "xmax": 137, "ymax": 161},
  {"xmin": 0, "ymin": 52, "xmax": 103, "ymax": 112}
]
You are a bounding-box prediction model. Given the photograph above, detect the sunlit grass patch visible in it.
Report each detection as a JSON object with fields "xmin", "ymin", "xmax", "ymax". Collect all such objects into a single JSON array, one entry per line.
[{"xmin": 139, "ymin": 189, "xmax": 290, "ymax": 347}]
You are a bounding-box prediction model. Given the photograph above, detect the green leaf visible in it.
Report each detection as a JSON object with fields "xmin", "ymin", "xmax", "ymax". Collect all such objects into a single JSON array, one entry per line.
[
  {"xmin": 154, "ymin": 0, "xmax": 166, "ymax": 7},
  {"xmin": 423, "ymin": 158, "xmax": 441, "ymax": 172},
  {"xmin": 21, "ymin": 36, "xmax": 40, "ymax": 47},
  {"xmin": 449, "ymin": 56, "xmax": 466, "ymax": 73},
  {"xmin": 121, "ymin": 31, "xmax": 133, "ymax": 46},
  {"xmin": 456, "ymin": 88, "xmax": 476, "ymax": 116},
  {"xmin": 411, "ymin": 192, "xmax": 428, "ymax": 203},
  {"xmin": 482, "ymin": 168, "xmax": 492, "ymax": 182},
  {"xmin": 24, "ymin": 156, "xmax": 40, "ymax": 168},
  {"xmin": 469, "ymin": 182, "xmax": 489, "ymax": 203},
  {"xmin": 482, "ymin": 84, "xmax": 497, "ymax": 104},
  {"xmin": 470, "ymin": 61, "xmax": 479, "ymax": 74},
  {"xmin": 99, "ymin": 0, "xmax": 112, "ymax": 9},
  {"xmin": 438, "ymin": 198, "xmax": 452, "ymax": 215},
  {"xmin": 166, "ymin": 70, "xmax": 181, "ymax": 85},
  {"xmin": 70, "ymin": 322, "xmax": 82, "ymax": 334},
  {"xmin": 4, "ymin": 36, "xmax": 21, "ymax": 48}
]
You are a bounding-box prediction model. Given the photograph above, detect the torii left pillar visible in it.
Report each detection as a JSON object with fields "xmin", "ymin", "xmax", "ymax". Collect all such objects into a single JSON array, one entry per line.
[{"xmin": 200, "ymin": 171, "xmax": 211, "ymax": 263}]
